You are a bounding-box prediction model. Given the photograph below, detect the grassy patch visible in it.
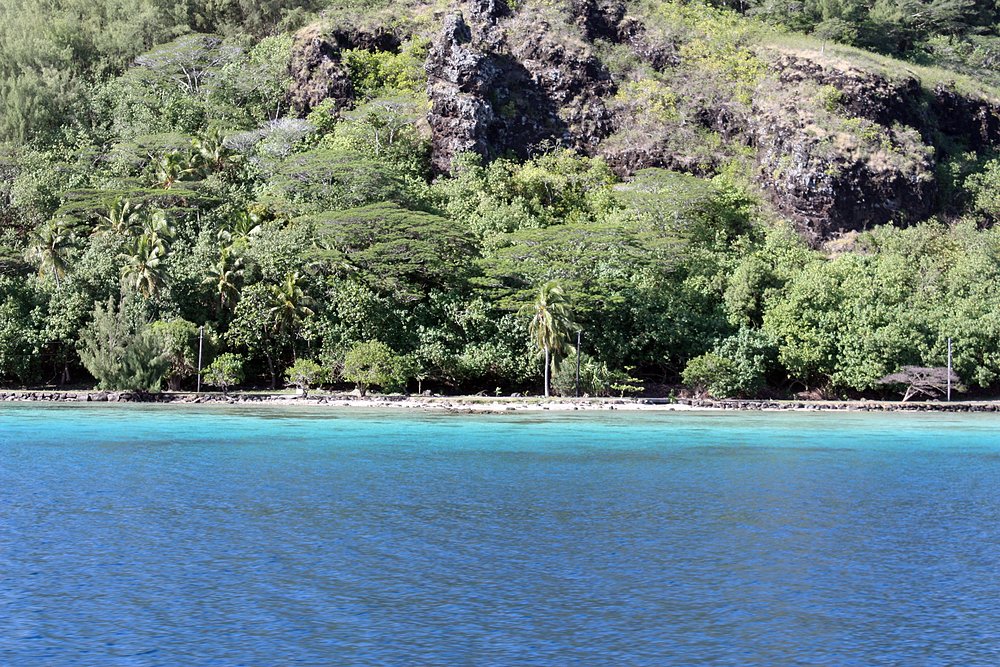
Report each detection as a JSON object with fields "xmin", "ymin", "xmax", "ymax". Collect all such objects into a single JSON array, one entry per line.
[{"xmin": 763, "ymin": 32, "xmax": 1000, "ymax": 102}]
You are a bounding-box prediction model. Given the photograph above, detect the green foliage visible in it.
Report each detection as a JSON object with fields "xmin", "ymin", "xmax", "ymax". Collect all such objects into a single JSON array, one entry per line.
[
  {"xmin": 149, "ymin": 318, "xmax": 200, "ymax": 391},
  {"xmin": 659, "ymin": 0, "xmax": 768, "ymax": 104},
  {"xmin": 284, "ymin": 358, "xmax": 327, "ymax": 396},
  {"xmin": 0, "ymin": 277, "xmax": 42, "ymax": 385},
  {"xmin": 0, "ymin": 0, "xmax": 999, "ymax": 402},
  {"xmin": 552, "ymin": 351, "xmax": 642, "ymax": 397},
  {"xmin": 966, "ymin": 158, "xmax": 1000, "ymax": 221},
  {"xmin": 308, "ymin": 203, "xmax": 474, "ymax": 300},
  {"xmin": 433, "ymin": 150, "xmax": 617, "ymax": 249},
  {"xmin": 26, "ymin": 218, "xmax": 81, "ymax": 287},
  {"xmin": 203, "ymin": 352, "xmax": 244, "ymax": 395},
  {"xmin": 608, "ymin": 367, "xmax": 645, "ymax": 397},
  {"xmin": 683, "ymin": 328, "xmax": 777, "ymax": 397},
  {"xmin": 762, "ymin": 221, "xmax": 1000, "ymax": 394},
  {"xmin": 323, "ymin": 98, "xmax": 431, "ymax": 178},
  {"xmin": 341, "ymin": 340, "xmax": 413, "ymax": 395},
  {"xmin": 341, "ymin": 39, "xmax": 429, "ymax": 100},
  {"xmin": 262, "ymin": 149, "xmax": 415, "ymax": 215},
  {"xmin": 613, "ymin": 79, "xmax": 680, "ymax": 122},
  {"xmin": 225, "ymin": 276, "xmax": 313, "ymax": 388},
  {"xmin": 77, "ymin": 296, "xmax": 169, "ymax": 390},
  {"xmin": 683, "ymin": 352, "xmax": 737, "ymax": 397},
  {"xmin": 552, "ymin": 351, "xmax": 600, "ymax": 397},
  {"xmin": 215, "ymin": 35, "xmax": 295, "ymax": 123}
]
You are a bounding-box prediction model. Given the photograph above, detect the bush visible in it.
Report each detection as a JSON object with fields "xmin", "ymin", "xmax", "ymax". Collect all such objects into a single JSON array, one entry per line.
[
  {"xmin": 553, "ymin": 353, "xmax": 644, "ymax": 397},
  {"xmin": 341, "ymin": 340, "xmax": 414, "ymax": 395},
  {"xmin": 150, "ymin": 318, "xmax": 200, "ymax": 391},
  {"xmin": 78, "ymin": 298, "xmax": 169, "ymax": 391},
  {"xmin": 284, "ymin": 358, "xmax": 327, "ymax": 397},
  {"xmin": 682, "ymin": 329, "xmax": 776, "ymax": 398},
  {"xmin": 552, "ymin": 351, "xmax": 603, "ymax": 396},
  {"xmin": 203, "ymin": 353, "xmax": 244, "ymax": 396},
  {"xmin": 683, "ymin": 352, "xmax": 737, "ymax": 398}
]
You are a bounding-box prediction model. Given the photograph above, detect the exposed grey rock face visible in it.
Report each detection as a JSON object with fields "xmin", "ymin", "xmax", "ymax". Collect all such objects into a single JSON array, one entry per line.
[
  {"xmin": 425, "ymin": 13, "xmax": 499, "ymax": 173},
  {"xmin": 425, "ymin": 4, "xmax": 615, "ymax": 173},
  {"xmin": 751, "ymin": 114, "xmax": 936, "ymax": 241},
  {"xmin": 931, "ymin": 84, "xmax": 1000, "ymax": 150},
  {"xmin": 754, "ymin": 54, "xmax": 1000, "ymax": 239},
  {"xmin": 291, "ymin": 7, "xmax": 1000, "ymax": 241},
  {"xmin": 288, "ymin": 25, "xmax": 403, "ymax": 116},
  {"xmin": 287, "ymin": 24, "xmax": 355, "ymax": 116},
  {"xmin": 772, "ymin": 55, "xmax": 926, "ymax": 128}
]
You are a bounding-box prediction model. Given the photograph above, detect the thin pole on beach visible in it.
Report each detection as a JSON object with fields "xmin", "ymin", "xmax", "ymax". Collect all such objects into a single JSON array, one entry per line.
[
  {"xmin": 197, "ymin": 325, "xmax": 204, "ymax": 394},
  {"xmin": 947, "ymin": 337, "xmax": 952, "ymax": 402},
  {"xmin": 576, "ymin": 330, "xmax": 582, "ymax": 398}
]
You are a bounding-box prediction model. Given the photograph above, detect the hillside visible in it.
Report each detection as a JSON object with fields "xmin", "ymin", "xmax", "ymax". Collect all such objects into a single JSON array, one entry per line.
[{"xmin": 1, "ymin": 0, "xmax": 1000, "ymax": 399}]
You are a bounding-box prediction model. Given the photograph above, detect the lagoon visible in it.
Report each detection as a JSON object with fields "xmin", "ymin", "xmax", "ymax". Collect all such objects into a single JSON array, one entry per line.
[{"xmin": 2, "ymin": 405, "xmax": 1000, "ymax": 665}]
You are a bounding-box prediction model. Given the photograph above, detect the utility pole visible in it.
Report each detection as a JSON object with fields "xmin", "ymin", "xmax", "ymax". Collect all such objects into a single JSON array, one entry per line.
[
  {"xmin": 575, "ymin": 330, "xmax": 582, "ymax": 398},
  {"xmin": 947, "ymin": 337, "xmax": 952, "ymax": 402},
  {"xmin": 197, "ymin": 325, "xmax": 204, "ymax": 394}
]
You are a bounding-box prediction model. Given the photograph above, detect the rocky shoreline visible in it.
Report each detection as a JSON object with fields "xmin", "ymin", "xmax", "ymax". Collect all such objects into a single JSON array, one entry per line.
[{"xmin": 2, "ymin": 390, "xmax": 1000, "ymax": 414}]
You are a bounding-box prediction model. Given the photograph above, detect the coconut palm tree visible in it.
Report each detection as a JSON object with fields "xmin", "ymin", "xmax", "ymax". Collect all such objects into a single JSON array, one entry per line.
[
  {"xmin": 268, "ymin": 271, "xmax": 315, "ymax": 339},
  {"xmin": 520, "ymin": 280, "xmax": 576, "ymax": 397},
  {"xmin": 230, "ymin": 207, "xmax": 265, "ymax": 239},
  {"xmin": 95, "ymin": 198, "xmax": 142, "ymax": 237},
  {"xmin": 121, "ymin": 232, "xmax": 168, "ymax": 298},
  {"xmin": 192, "ymin": 127, "xmax": 236, "ymax": 174},
  {"xmin": 203, "ymin": 247, "xmax": 244, "ymax": 318},
  {"xmin": 150, "ymin": 151, "xmax": 199, "ymax": 189},
  {"xmin": 26, "ymin": 219, "xmax": 76, "ymax": 287},
  {"xmin": 141, "ymin": 209, "xmax": 175, "ymax": 248}
]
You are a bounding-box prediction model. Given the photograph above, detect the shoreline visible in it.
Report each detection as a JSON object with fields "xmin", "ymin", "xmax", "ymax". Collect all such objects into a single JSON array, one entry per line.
[{"xmin": 2, "ymin": 390, "xmax": 1000, "ymax": 414}]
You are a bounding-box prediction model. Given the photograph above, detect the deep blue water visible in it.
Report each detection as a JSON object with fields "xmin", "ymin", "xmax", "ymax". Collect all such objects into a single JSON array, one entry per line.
[{"xmin": 2, "ymin": 405, "xmax": 1000, "ymax": 666}]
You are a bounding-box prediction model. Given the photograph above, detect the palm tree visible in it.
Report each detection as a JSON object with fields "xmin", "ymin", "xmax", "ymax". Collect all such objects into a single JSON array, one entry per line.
[
  {"xmin": 230, "ymin": 207, "xmax": 265, "ymax": 240},
  {"xmin": 27, "ymin": 219, "xmax": 75, "ymax": 287},
  {"xmin": 95, "ymin": 198, "xmax": 142, "ymax": 237},
  {"xmin": 520, "ymin": 280, "xmax": 576, "ymax": 397},
  {"xmin": 121, "ymin": 232, "xmax": 168, "ymax": 298},
  {"xmin": 203, "ymin": 247, "xmax": 244, "ymax": 318},
  {"xmin": 141, "ymin": 209, "xmax": 175, "ymax": 248},
  {"xmin": 192, "ymin": 128, "xmax": 235, "ymax": 174},
  {"xmin": 268, "ymin": 271, "xmax": 316, "ymax": 339},
  {"xmin": 150, "ymin": 151, "xmax": 199, "ymax": 189}
]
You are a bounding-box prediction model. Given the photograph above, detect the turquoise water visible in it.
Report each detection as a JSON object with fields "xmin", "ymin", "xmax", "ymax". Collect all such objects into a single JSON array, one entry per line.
[{"xmin": 2, "ymin": 406, "xmax": 1000, "ymax": 665}]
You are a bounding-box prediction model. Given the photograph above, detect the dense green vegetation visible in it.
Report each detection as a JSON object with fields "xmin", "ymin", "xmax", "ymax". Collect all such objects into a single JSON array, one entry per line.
[
  {"xmin": 1, "ymin": 0, "xmax": 999, "ymax": 399},
  {"xmin": 719, "ymin": 0, "xmax": 1000, "ymax": 79}
]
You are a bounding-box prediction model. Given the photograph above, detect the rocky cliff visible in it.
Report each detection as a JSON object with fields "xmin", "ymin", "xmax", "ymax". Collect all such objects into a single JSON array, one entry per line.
[{"xmin": 288, "ymin": 0, "xmax": 1000, "ymax": 241}]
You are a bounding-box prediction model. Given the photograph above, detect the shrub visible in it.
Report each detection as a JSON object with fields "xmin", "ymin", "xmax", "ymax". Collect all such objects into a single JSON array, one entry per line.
[
  {"xmin": 552, "ymin": 351, "xmax": 605, "ymax": 396},
  {"xmin": 682, "ymin": 352, "xmax": 736, "ymax": 398},
  {"xmin": 284, "ymin": 358, "xmax": 327, "ymax": 397},
  {"xmin": 683, "ymin": 329, "xmax": 777, "ymax": 398},
  {"xmin": 203, "ymin": 353, "xmax": 244, "ymax": 396},
  {"xmin": 341, "ymin": 340, "xmax": 414, "ymax": 396},
  {"xmin": 78, "ymin": 298, "xmax": 169, "ymax": 391},
  {"xmin": 150, "ymin": 318, "xmax": 200, "ymax": 391}
]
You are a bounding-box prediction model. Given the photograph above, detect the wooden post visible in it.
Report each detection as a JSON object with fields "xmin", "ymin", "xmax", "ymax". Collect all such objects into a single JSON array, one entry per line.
[
  {"xmin": 197, "ymin": 325, "xmax": 204, "ymax": 394},
  {"xmin": 575, "ymin": 330, "xmax": 582, "ymax": 398},
  {"xmin": 947, "ymin": 337, "xmax": 952, "ymax": 402}
]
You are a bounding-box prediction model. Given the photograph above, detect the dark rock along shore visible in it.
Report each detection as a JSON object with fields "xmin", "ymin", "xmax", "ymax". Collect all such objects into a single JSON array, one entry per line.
[{"xmin": 4, "ymin": 391, "xmax": 1000, "ymax": 413}]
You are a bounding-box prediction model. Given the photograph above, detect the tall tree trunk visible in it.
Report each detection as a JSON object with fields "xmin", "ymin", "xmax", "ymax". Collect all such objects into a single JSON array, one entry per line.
[{"xmin": 544, "ymin": 345, "xmax": 550, "ymax": 398}]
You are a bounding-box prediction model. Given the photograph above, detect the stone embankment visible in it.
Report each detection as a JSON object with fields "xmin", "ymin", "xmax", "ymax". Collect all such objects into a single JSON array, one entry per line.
[
  {"xmin": 669, "ymin": 398, "xmax": 1000, "ymax": 412},
  {"xmin": 3, "ymin": 391, "xmax": 1000, "ymax": 413}
]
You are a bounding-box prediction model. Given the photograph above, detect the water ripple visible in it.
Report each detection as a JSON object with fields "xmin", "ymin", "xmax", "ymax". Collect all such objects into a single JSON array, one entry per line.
[{"xmin": 1, "ymin": 406, "xmax": 1000, "ymax": 665}]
